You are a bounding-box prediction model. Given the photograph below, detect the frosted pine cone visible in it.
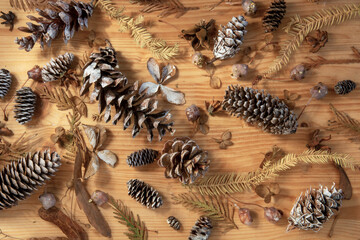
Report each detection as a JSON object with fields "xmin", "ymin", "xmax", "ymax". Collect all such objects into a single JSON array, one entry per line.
[
  {"xmin": 158, "ymin": 137, "xmax": 210, "ymax": 184},
  {"xmin": 0, "ymin": 69, "xmax": 11, "ymax": 98},
  {"xmin": 262, "ymin": 0, "xmax": 286, "ymax": 33},
  {"xmin": 127, "ymin": 179, "xmax": 163, "ymax": 209},
  {"xmin": 16, "ymin": 1, "xmax": 93, "ymax": 51},
  {"xmin": 222, "ymin": 85, "xmax": 298, "ymax": 134},
  {"xmin": 41, "ymin": 53, "xmax": 75, "ymax": 83},
  {"xmin": 14, "ymin": 87, "xmax": 36, "ymax": 124},
  {"xmin": 189, "ymin": 216, "xmax": 212, "ymax": 240},
  {"xmin": 212, "ymin": 16, "xmax": 248, "ymax": 61},
  {"xmin": 0, "ymin": 150, "xmax": 61, "ymax": 210},
  {"xmin": 126, "ymin": 149, "xmax": 159, "ymax": 167},
  {"xmin": 334, "ymin": 80, "xmax": 356, "ymax": 95},
  {"xmin": 167, "ymin": 216, "xmax": 181, "ymax": 230}
]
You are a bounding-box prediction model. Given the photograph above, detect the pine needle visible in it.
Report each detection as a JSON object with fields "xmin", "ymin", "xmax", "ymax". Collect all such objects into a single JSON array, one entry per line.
[
  {"xmin": 188, "ymin": 150, "xmax": 359, "ymax": 196},
  {"xmin": 0, "ymin": 132, "xmax": 40, "ymax": 161},
  {"xmin": 263, "ymin": 4, "xmax": 360, "ymax": 78},
  {"xmin": 9, "ymin": 0, "xmax": 48, "ymax": 11},
  {"xmin": 172, "ymin": 193, "xmax": 238, "ymax": 230},
  {"xmin": 110, "ymin": 198, "xmax": 148, "ymax": 240},
  {"xmin": 94, "ymin": 0, "xmax": 179, "ymax": 60}
]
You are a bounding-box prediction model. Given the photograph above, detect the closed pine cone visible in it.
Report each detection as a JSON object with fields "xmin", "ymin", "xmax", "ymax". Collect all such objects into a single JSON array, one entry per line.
[
  {"xmin": 127, "ymin": 179, "xmax": 163, "ymax": 209},
  {"xmin": 287, "ymin": 184, "xmax": 343, "ymax": 232},
  {"xmin": 189, "ymin": 216, "xmax": 212, "ymax": 240},
  {"xmin": 167, "ymin": 216, "xmax": 181, "ymax": 230},
  {"xmin": 80, "ymin": 40, "xmax": 174, "ymax": 142},
  {"xmin": 41, "ymin": 52, "xmax": 75, "ymax": 83},
  {"xmin": 0, "ymin": 150, "xmax": 61, "ymax": 210},
  {"xmin": 213, "ymin": 16, "xmax": 248, "ymax": 61},
  {"xmin": 16, "ymin": 0, "xmax": 93, "ymax": 51},
  {"xmin": 222, "ymin": 85, "xmax": 298, "ymax": 135},
  {"xmin": 14, "ymin": 87, "xmax": 36, "ymax": 124},
  {"xmin": 262, "ymin": 0, "xmax": 286, "ymax": 33},
  {"xmin": 158, "ymin": 137, "xmax": 210, "ymax": 184},
  {"xmin": 126, "ymin": 149, "xmax": 159, "ymax": 167},
  {"xmin": 334, "ymin": 80, "xmax": 356, "ymax": 95},
  {"xmin": 0, "ymin": 69, "xmax": 11, "ymax": 98}
]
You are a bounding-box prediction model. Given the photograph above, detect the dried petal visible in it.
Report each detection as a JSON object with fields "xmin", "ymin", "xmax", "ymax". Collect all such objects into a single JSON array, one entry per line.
[
  {"xmin": 199, "ymin": 124, "xmax": 209, "ymax": 135},
  {"xmin": 264, "ymin": 193, "xmax": 272, "ymax": 203},
  {"xmin": 82, "ymin": 124, "xmax": 99, "ymax": 150},
  {"xmin": 160, "ymin": 64, "xmax": 176, "ymax": 84},
  {"xmin": 269, "ymin": 183, "xmax": 280, "ymax": 194},
  {"xmin": 210, "ymin": 76, "xmax": 221, "ymax": 89},
  {"xmin": 147, "ymin": 58, "xmax": 160, "ymax": 83},
  {"xmin": 97, "ymin": 150, "xmax": 117, "ymax": 167},
  {"xmin": 255, "ymin": 184, "xmax": 270, "ymax": 198},
  {"xmin": 84, "ymin": 153, "xmax": 99, "ymax": 179},
  {"xmin": 221, "ymin": 130, "xmax": 232, "ymax": 140},
  {"xmin": 160, "ymin": 85, "xmax": 186, "ymax": 105},
  {"xmin": 139, "ymin": 82, "xmax": 160, "ymax": 97}
]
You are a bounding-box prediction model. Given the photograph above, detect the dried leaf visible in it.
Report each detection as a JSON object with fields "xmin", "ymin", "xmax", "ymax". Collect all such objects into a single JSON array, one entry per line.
[
  {"xmin": 264, "ymin": 193, "xmax": 272, "ymax": 204},
  {"xmin": 199, "ymin": 124, "xmax": 209, "ymax": 135},
  {"xmin": 223, "ymin": 140, "xmax": 233, "ymax": 146},
  {"xmin": 82, "ymin": 124, "xmax": 99, "ymax": 151},
  {"xmin": 139, "ymin": 82, "xmax": 160, "ymax": 97},
  {"xmin": 255, "ymin": 185, "xmax": 269, "ymax": 198},
  {"xmin": 72, "ymin": 97, "xmax": 88, "ymax": 117},
  {"xmin": 269, "ymin": 183, "xmax": 280, "ymax": 194},
  {"xmin": 222, "ymin": 130, "xmax": 232, "ymax": 140},
  {"xmin": 213, "ymin": 138, "xmax": 222, "ymax": 144},
  {"xmin": 97, "ymin": 125, "xmax": 107, "ymax": 150},
  {"xmin": 160, "ymin": 85, "xmax": 186, "ymax": 105},
  {"xmin": 160, "ymin": 63, "xmax": 176, "ymax": 84},
  {"xmin": 219, "ymin": 142, "xmax": 227, "ymax": 149},
  {"xmin": 147, "ymin": 58, "xmax": 160, "ymax": 83},
  {"xmin": 84, "ymin": 153, "xmax": 99, "ymax": 179},
  {"xmin": 0, "ymin": 127, "xmax": 13, "ymax": 136},
  {"xmin": 210, "ymin": 76, "xmax": 221, "ymax": 89},
  {"xmin": 97, "ymin": 150, "xmax": 117, "ymax": 167},
  {"xmin": 335, "ymin": 164, "xmax": 352, "ymax": 200}
]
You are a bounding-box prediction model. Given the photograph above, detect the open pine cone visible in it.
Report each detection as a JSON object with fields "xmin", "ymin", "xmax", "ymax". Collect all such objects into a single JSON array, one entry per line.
[{"xmin": 158, "ymin": 137, "xmax": 209, "ymax": 184}]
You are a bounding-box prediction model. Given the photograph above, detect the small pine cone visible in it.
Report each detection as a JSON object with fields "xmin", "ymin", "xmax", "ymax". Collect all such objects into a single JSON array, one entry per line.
[
  {"xmin": 127, "ymin": 179, "xmax": 163, "ymax": 209},
  {"xmin": 158, "ymin": 137, "xmax": 210, "ymax": 184},
  {"xmin": 0, "ymin": 69, "xmax": 12, "ymax": 98},
  {"xmin": 287, "ymin": 184, "xmax": 343, "ymax": 232},
  {"xmin": 14, "ymin": 87, "xmax": 36, "ymax": 124},
  {"xmin": 334, "ymin": 80, "xmax": 356, "ymax": 95},
  {"xmin": 41, "ymin": 53, "xmax": 75, "ymax": 83},
  {"xmin": 262, "ymin": 0, "xmax": 287, "ymax": 33},
  {"xmin": 126, "ymin": 149, "xmax": 159, "ymax": 167},
  {"xmin": 222, "ymin": 85, "xmax": 298, "ymax": 135},
  {"xmin": 213, "ymin": 16, "xmax": 248, "ymax": 61},
  {"xmin": 0, "ymin": 150, "xmax": 61, "ymax": 210},
  {"xmin": 167, "ymin": 216, "xmax": 181, "ymax": 230},
  {"xmin": 188, "ymin": 216, "xmax": 212, "ymax": 240}
]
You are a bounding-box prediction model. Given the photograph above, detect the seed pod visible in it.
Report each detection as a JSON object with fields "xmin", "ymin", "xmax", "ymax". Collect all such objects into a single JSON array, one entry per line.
[
  {"xmin": 192, "ymin": 52, "xmax": 206, "ymax": 68},
  {"xmin": 186, "ymin": 104, "xmax": 201, "ymax": 122},
  {"xmin": 334, "ymin": 80, "xmax": 356, "ymax": 95},
  {"xmin": 90, "ymin": 190, "xmax": 109, "ymax": 207},
  {"xmin": 264, "ymin": 207, "xmax": 283, "ymax": 223},
  {"xmin": 167, "ymin": 216, "xmax": 181, "ymax": 230},
  {"xmin": 238, "ymin": 208, "xmax": 253, "ymax": 225},
  {"xmin": 310, "ymin": 82, "xmax": 328, "ymax": 100},
  {"xmin": 290, "ymin": 64, "xmax": 306, "ymax": 81},
  {"xmin": 39, "ymin": 193, "xmax": 57, "ymax": 210},
  {"xmin": 242, "ymin": 0, "xmax": 257, "ymax": 16},
  {"xmin": 231, "ymin": 64, "xmax": 248, "ymax": 79}
]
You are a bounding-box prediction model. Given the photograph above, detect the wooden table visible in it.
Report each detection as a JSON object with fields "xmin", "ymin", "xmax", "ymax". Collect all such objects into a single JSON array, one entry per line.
[{"xmin": 0, "ymin": 0, "xmax": 360, "ymax": 239}]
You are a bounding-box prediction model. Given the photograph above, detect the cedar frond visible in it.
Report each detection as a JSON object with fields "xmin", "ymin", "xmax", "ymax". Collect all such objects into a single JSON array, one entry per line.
[
  {"xmin": 263, "ymin": 4, "xmax": 360, "ymax": 78},
  {"xmin": 9, "ymin": 0, "xmax": 48, "ymax": 11},
  {"xmin": 172, "ymin": 193, "xmax": 238, "ymax": 230},
  {"xmin": 188, "ymin": 150, "xmax": 359, "ymax": 196},
  {"xmin": 39, "ymin": 86, "xmax": 75, "ymax": 111},
  {"xmin": 94, "ymin": 0, "xmax": 179, "ymax": 60},
  {"xmin": 0, "ymin": 132, "xmax": 40, "ymax": 161},
  {"xmin": 110, "ymin": 198, "xmax": 148, "ymax": 240}
]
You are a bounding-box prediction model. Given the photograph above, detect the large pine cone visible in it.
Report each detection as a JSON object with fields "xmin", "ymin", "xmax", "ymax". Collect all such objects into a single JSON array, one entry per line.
[
  {"xmin": 0, "ymin": 69, "xmax": 11, "ymax": 98},
  {"xmin": 213, "ymin": 16, "xmax": 248, "ymax": 61},
  {"xmin": 80, "ymin": 41, "xmax": 174, "ymax": 141},
  {"xmin": 14, "ymin": 87, "xmax": 37, "ymax": 124},
  {"xmin": 262, "ymin": 0, "xmax": 286, "ymax": 33},
  {"xmin": 158, "ymin": 137, "xmax": 209, "ymax": 184},
  {"xmin": 15, "ymin": 1, "xmax": 93, "ymax": 51},
  {"xmin": 41, "ymin": 52, "xmax": 75, "ymax": 83},
  {"xmin": 0, "ymin": 150, "xmax": 61, "ymax": 210},
  {"xmin": 287, "ymin": 184, "xmax": 343, "ymax": 231},
  {"xmin": 126, "ymin": 149, "xmax": 158, "ymax": 167},
  {"xmin": 222, "ymin": 85, "xmax": 298, "ymax": 135},
  {"xmin": 188, "ymin": 216, "xmax": 213, "ymax": 240},
  {"xmin": 127, "ymin": 179, "xmax": 163, "ymax": 209}
]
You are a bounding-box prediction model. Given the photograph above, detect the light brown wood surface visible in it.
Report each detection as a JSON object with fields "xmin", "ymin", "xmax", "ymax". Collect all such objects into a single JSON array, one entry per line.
[{"xmin": 1, "ymin": 0, "xmax": 360, "ymax": 239}]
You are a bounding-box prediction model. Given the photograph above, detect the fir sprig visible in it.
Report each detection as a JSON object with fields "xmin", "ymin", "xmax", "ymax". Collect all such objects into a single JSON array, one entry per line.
[
  {"xmin": 110, "ymin": 198, "xmax": 148, "ymax": 240},
  {"xmin": 9, "ymin": 0, "xmax": 48, "ymax": 11},
  {"xmin": 188, "ymin": 150, "xmax": 359, "ymax": 196}
]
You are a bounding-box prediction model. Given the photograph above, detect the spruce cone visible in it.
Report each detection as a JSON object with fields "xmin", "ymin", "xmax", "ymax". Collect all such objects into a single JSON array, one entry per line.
[
  {"xmin": 15, "ymin": 1, "xmax": 93, "ymax": 51},
  {"xmin": 41, "ymin": 53, "xmax": 75, "ymax": 83},
  {"xmin": 334, "ymin": 80, "xmax": 356, "ymax": 95},
  {"xmin": 262, "ymin": 0, "xmax": 286, "ymax": 33},
  {"xmin": 0, "ymin": 150, "xmax": 61, "ymax": 210},
  {"xmin": 80, "ymin": 41, "xmax": 174, "ymax": 141},
  {"xmin": 287, "ymin": 184, "xmax": 343, "ymax": 232},
  {"xmin": 188, "ymin": 216, "xmax": 212, "ymax": 240},
  {"xmin": 213, "ymin": 16, "xmax": 248, "ymax": 61},
  {"xmin": 126, "ymin": 149, "xmax": 159, "ymax": 167},
  {"xmin": 167, "ymin": 216, "xmax": 181, "ymax": 230},
  {"xmin": 127, "ymin": 179, "xmax": 163, "ymax": 209},
  {"xmin": 222, "ymin": 85, "xmax": 298, "ymax": 135},
  {"xmin": 14, "ymin": 87, "xmax": 37, "ymax": 125},
  {"xmin": 158, "ymin": 137, "xmax": 210, "ymax": 184},
  {"xmin": 0, "ymin": 69, "xmax": 11, "ymax": 98}
]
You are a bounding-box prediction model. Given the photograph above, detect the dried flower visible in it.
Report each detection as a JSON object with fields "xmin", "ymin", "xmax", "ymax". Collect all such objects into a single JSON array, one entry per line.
[
  {"xmin": 0, "ymin": 11, "xmax": 15, "ymax": 31},
  {"xmin": 140, "ymin": 58, "xmax": 185, "ymax": 105},
  {"xmin": 255, "ymin": 183, "xmax": 280, "ymax": 203},
  {"xmin": 259, "ymin": 145, "xmax": 285, "ymax": 169},
  {"xmin": 242, "ymin": 0, "xmax": 257, "ymax": 16},
  {"xmin": 310, "ymin": 82, "xmax": 328, "ymax": 99},
  {"xmin": 305, "ymin": 30, "xmax": 328, "ymax": 53},
  {"xmin": 264, "ymin": 207, "xmax": 283, "ymax": 223},
  {"xmin": 205, "ymin": 65, "xmax": 222, "ymax": 89},
  {"xmin": 180, "ymin": 19, "xmax": 216, "ymax": 50},
  {"xmin": 186, "ymin": 104, "xmax": 201, "ymax": 122},
  {"xmin": 27, "ymin": 65, "xmax": 42, "ymax": 82},
  {"xmin": 213, "ymin": 130, "xmax": 233, "ymax": 149},
  {"xmin": 306, "ymin": 129, "xmax": 331, "ymax": 151},
  {"xmin": 238, "ymin": 208, "xmax": 253, "ymax": 225},
  {"xmin": 90, "ymin": 190, "xmax": 109, "ymax": 207},
  {"xmin": 290, "ymin": 64, "xmax": 306, "ymax": 81},
  {"xmin": 231, "ymin": 64, "xmax": 248, "ymax": 79},
  {"xmin": 194, "ymin": 113, "xmax": 210, "ymax": 135},
  {"xmin": 192, "ymin": 52, "xmax": 206, "ymax": 68},
  {"xmin": 205, "ymin": 99, "xmax": 222, "ymax": 116}
]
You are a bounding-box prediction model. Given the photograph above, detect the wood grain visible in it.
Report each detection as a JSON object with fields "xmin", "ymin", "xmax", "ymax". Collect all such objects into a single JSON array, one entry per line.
[{"xmin": 1, "ymin": 0, "xmax": 360, "ymax": 239}]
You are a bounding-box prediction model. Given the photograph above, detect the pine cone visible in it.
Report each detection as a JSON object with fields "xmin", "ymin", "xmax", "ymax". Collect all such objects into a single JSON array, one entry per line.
[
  {"xmin": 222, "ymin": 85, "xmax": 298, "ymax": 135},
  {"xmin": 126, "ymin": 149, "xmax": 159, "ymax": 167},
  {"xmin": 80, "ymin": 41, "xmax": 174, "ymax": 142},
  {"xmin": 188, "ymin": 216, "xmax": 212, "ymax": 240},
  {"xmin": 158, "ymin": 137, "xmax": 210, "ymax": 184},
  {"xmin": 15, "ymin": 1, "xmax": 93, "ymax": 51},
  {"xmin": 287, "ymin": 184, "xmax": 343, "ymax": 232},
  {"xmin": 213, "ymin": 16, "xmax": 248, "ymax": 61},
  {"xmin": 0, "ymin": 150, "xmax": 61, "ymax": 210},
  {"xmin": 262, "ymin": 0, "xmax": 286, "ymax": 33},
  {"xmin": 14, "ymin": 87, "xmax": 37, "ymax": 124},
  {"xmin": 334, "ymin": 80, "xmax": 356, "ymax": 95},
  {"xmin": 167, "ymin": 216, "xmax": 181, "ymax": 230},
  {"xmin": 41, "ymin": 53, "xmax": 75, "ymax": 83},
  {"xmin": 127, "ymin": 179, "xmax": 163, "ymax": 209},
  {"xmin": 0, "ymin": 69, "xmax": 12, "ymax": 98}
]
